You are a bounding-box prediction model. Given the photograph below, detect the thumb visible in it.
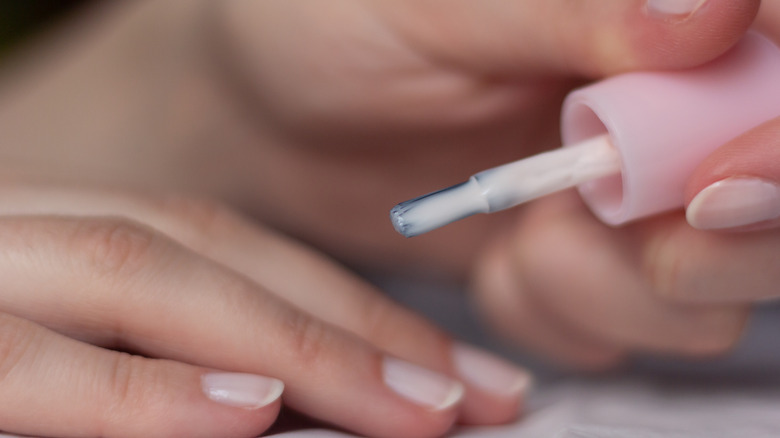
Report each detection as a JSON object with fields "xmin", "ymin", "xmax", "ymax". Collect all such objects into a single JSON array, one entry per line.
[
  {"xmin": 686, "ymin": 116, "xmax": 780, "ymax": 231},
  {"xmin": 378, "ymin": 0, "xmax": 760, "ymax": 77}
]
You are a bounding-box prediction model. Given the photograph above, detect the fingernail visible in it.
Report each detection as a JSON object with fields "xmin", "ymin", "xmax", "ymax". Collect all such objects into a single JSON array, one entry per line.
[
  {"xmin": 202, "ymin": 372, "xmax": 284, "ymax": 409},
  {"xmin": 687, "ymin": 177, "xmax": 780, "ymax": 230},
  {"xmin": 383, "ymin": 357, "xmax": 464, "ymax": 411},
  {"xmin": 646, "ymin": 0, "xmax": 707, "ymax": 19},
  {"xmin": 452, "ymin": 344, "xmax": 532, "ymax": 399}
]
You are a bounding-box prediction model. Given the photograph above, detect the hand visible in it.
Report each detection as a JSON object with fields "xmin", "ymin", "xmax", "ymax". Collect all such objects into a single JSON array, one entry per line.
[
  {"xmin": 0, "ymin": 185, "xmax": 530, "ymax": 438},
  {"xmin": 0, "ymin": 0, "xmax": 760, "ymax": 276},
  {"xmin": 213, "ymin": 0, "xmax": 762, "ymax": 273},
  {"xmin": 471, "ymin": 1, "xmax": 780, "ymax": 370}
]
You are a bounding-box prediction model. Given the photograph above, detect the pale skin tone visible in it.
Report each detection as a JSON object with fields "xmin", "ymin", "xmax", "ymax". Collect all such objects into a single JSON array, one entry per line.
[{"xmin": 0, "ymin": 1, "xmax": 778, "ymax": 437}]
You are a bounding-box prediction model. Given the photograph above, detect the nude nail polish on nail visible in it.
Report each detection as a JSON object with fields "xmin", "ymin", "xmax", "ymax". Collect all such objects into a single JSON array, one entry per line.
[
  {"xmin": 646, "ymin": 0, "xmax": 707, "ymax": 19},
  {"xmin": 687, "ymin": 178, "xmax": 780, "ymax": 230},
  {"xmin": 202, "ymin": 372, "xmax": 284, "ymax": 409},
  {"xmin": 453, "ymin": 344, "xmax": 532, "ymax": 399},
  {"xmin": 383, "ymin": 357, "xmax": 464, "ymax": 411}
]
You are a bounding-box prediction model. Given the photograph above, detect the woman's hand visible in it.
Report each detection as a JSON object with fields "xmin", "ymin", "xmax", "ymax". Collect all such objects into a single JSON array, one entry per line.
[
  {"xmin": 470, "ymin": 0, "xmax": 780, "ymax": 371},
  {"xmin": 0, "ymin": 185, "xmax": 530, "ymax": 438}
]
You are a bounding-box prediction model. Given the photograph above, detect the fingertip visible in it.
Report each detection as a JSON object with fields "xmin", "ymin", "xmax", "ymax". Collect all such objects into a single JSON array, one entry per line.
[
  {"xmin": 198, "ymin": 372, "xmax": 284, "ymax": 436},
  {"xmin": 119, "ymin": 365, "xmax": 284, "ymax": 438},
  {"xmin": 201, "ymin": 372, "xmax": 284, "ymax": 411},
  {"xmin": 358, "ymin": 397, "xmax": 460, "ymax": 438},
  {"xmin": 456, "ymin": 377, "xmax": 530, "ymax": 426},
  {"xmin": 685, "ymin": 119, "xmax": 780, "ymax": 231},
  {"xmin": 457, "ymin": 390, "xmax": 524, "ymax": 427},
  {"xmin": 686, "ymin": 178, "xmax": 780, "ymax": 230},
  {"xmin": 376, "ymin": 355, "xmax": 463, "ymax": 438},
  {"xmin": 198, "ymin": 397, "xmax": 283, "ymax": 438},
  {"xmin": 450, "ymin": 343, "xmax": 532, "ymax": 425},
  {"xmin": 641, "ymin": 0, "xmax": 760, "ymax": 31},
  {"xmin": 581, "ymin": 0, "xmax": 761, "ymax": 75}
]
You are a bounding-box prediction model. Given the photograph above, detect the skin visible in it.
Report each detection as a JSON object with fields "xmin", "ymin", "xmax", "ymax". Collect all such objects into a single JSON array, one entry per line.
[{"xmin": 0, "ymin": 0, "xmax": 776, "ymax": 436}]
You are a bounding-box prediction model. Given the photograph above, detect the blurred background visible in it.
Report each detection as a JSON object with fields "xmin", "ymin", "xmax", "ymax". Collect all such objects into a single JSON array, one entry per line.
[{"xmin": 0, "ymin": 1, "xmax": 89, "ymax": 59}]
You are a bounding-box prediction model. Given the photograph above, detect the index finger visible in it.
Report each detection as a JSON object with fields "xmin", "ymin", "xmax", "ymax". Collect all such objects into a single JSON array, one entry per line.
[{"xmin": 373, "ymin": 0, "xmax": 760, "ymax": 77}]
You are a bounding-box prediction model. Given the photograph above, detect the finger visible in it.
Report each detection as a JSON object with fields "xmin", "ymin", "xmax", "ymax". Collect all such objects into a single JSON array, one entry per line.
[
  {"xmin": 508, "ymin": 192, "xmax": 749, "ymax": 357},
  {"xmin": 0, "ymin": 186, "xmax": 532, "ymax": 426},
  {"xmin": 0, "ymin": 216, "xmax": 461, "ymax": 438},
  {"xmin": 471, "ymin": 231, "xmax": 627, "ymax": 370},
  {"xmin": 640, "ymin": 212, "xmax": 780, "ymax": 303},
  {"xmin": 686, "ymin": 116, "xmax": 780, "ymax": 231},
  {"xmin": 0, "ymin": 312, "xmax": 282, "ymax": 438},
  {"xmin": 374, "ymin": 0, "xmax": 760, "ymax": 77}
]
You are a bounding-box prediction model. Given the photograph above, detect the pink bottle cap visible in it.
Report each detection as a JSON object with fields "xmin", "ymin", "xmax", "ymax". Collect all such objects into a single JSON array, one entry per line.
[{"xmin": 561, "ymin": 32, "xmax": 780, "ymax": 226}]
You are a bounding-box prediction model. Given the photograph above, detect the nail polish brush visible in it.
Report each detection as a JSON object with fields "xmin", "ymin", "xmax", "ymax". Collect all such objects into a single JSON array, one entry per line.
[{"xmin": 391, "ymin": 32, "xmax": 780, "ymax": 237}]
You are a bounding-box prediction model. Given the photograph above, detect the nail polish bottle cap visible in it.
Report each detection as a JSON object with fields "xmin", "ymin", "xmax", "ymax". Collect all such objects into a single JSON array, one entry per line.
[{"xmin": 561, "ymin": 32, "xmax": 780, "ymax": 225}]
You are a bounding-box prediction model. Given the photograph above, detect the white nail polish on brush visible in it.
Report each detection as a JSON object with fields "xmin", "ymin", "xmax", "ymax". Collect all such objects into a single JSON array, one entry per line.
[
  {"xmin": 391, "ymin": 135, "xmax": 620, "ymax": 237},
  {"xmin": 391, "ymin": 33, "xmax": 780, "ymax": 237}
]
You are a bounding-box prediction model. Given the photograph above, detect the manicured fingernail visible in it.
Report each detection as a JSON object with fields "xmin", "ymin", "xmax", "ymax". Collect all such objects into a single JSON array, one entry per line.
[
  {"xmin": 383, "ymin": 357, "xmax": 464, "ymax": 411},
  {"xmin": 453, "ymin": 344, "xmax": 532, "ymax": 398},
  {"xmin": 687, "ymin": 178, "xmax": 780, "ymax": 230},
  {"xmin": 202, "ymin": 372, "xmax": 284, "ymax": 409},
  {"xmin": 646, "ymin": 0, "xmax": 707, "ymax": 19}
]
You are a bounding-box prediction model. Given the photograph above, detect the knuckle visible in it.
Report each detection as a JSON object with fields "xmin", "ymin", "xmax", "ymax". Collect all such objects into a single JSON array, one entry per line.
[
  {"xmin": 70, "ymin": 218, "xmax": 161, "ymax": 278},
  {"xmin": 104, "ymin": 353, "xmax": 163, "ymax": 426},
  {"xmin": 360, "ymin": 298, "xmax": 451, "ymax": 357},
  {"xmin": 155, "ymin": 196, "xmax": 237, "ymax": 252},
  {"xmin": 285, "ymin": 310, "xmax": 331, "ymax": 366},
  {"xmin": 357, "ymin": 298, "xmax": 402, "ymax": 345},
  {"xmin": 108, "ymin": 353, "xmax": 137, "ymax": 412}
]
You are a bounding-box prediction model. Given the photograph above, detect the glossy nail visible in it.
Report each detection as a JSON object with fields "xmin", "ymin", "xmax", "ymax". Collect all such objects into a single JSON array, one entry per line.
[
  {"xmin": 452, "ymin": 344, "xmax": 532, "ymax": 398},
  {"xmin": 202, "ymin": 372, "xmax": 284, "ymax": 409},
  {"xmin": 646, "ymin": 0, "xmax": 707, "ymax": 19},
  {"xmin": 383, "ymin": 357, "xmax": 464, "ymax": 411},
  {"xmin": 687, "ymin": 177, "xmax": 780, "ymax": 230}
]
